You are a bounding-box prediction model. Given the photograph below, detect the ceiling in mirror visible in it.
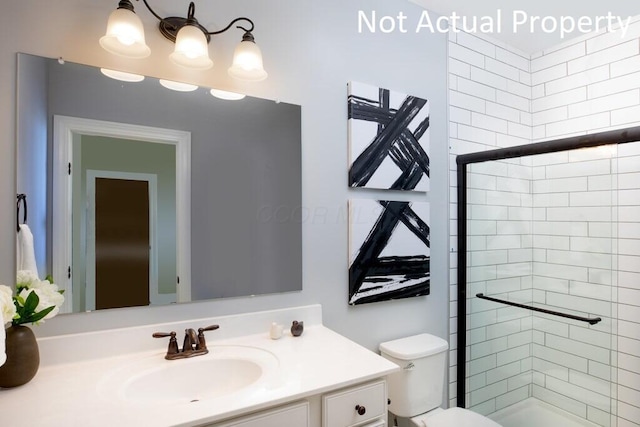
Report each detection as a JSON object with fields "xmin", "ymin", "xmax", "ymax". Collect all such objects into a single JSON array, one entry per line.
[{"xmin": 16, "ymin": 53, "xmax": 302, "ymax": 315}]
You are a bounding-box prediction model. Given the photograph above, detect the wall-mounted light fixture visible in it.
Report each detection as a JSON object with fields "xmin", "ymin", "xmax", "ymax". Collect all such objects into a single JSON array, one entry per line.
[{"xmin": 100, "ymin": 0, "xmax": 267, "ymax": 81}]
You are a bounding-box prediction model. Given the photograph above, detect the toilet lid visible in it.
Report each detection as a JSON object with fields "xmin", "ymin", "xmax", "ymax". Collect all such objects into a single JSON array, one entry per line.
[{"xmin": 414, "ymin": 408, "xmax": 502, "ymax": 427}]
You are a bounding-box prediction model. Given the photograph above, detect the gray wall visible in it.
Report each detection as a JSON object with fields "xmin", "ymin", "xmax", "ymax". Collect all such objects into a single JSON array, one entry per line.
[
  {"xmin": 16, "ymin": 54, "xmax": 48, "ymax": 276},
  {"xmin": 1, "ymin": 0, "xmax": 449, "ymax": 362}
]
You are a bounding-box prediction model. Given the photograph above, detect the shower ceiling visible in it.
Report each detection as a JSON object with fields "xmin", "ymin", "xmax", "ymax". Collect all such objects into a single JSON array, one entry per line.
[{"xmin": 409, "ymin": 0, "xmax": 640, "ymax": 53}]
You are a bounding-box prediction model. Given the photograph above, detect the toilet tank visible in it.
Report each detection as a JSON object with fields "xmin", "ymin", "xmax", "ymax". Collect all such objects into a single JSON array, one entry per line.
[{"xmin": 379, "ymin": 333, "xmax": 449, "ymax": 418}]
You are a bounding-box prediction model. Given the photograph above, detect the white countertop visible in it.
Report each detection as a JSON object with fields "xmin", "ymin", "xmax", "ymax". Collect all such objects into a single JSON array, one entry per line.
[{"xmin": 0, "ymin": 307, "xmax": 399, "ymax": 427}]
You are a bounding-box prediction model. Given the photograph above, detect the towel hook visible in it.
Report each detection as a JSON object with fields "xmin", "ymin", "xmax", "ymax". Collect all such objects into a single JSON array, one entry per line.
[{"xmin": 16, "ymin": 193, "xmax": 27, "ymax": 232}]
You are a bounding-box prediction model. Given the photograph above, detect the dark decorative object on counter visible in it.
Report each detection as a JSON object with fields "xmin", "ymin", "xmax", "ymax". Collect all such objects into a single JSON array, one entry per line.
[
  {"xmin": 290, "ymin": 320, "xmax": 304, "ymax": 337},
  {"xmin": 0, "ymin": 325, "xmax": 40, "ymax": 388}
]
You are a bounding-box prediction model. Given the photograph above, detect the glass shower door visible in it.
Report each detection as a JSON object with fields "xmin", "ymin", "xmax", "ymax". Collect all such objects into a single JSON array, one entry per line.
[{"xmin": 457, "ymin": 138, "xmax": 627, "ymax": 427}]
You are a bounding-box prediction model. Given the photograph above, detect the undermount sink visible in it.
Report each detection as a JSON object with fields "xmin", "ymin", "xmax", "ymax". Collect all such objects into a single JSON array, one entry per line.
[{"xmin": 97, "ymin": 345, "xmax": 280, "ymax": 405}]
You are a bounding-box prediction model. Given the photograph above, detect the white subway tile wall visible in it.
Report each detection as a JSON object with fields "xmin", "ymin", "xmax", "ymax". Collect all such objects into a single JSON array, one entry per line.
[
  {"xmin": 531, "ymin": 23, "xmax": 640, "ymax": 140},
  {"xmin": 449, "ymin": 20, "xmax": 640, "ymax": 427},
  {"xmin": 449, "ymin": 30, "xmax": 535, "ymax": 415}
]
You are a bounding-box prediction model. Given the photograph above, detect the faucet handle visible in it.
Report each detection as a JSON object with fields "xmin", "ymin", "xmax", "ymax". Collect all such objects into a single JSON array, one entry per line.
[
  {"xmin": 152, "ymin": 332, "xmax": 175, "ymax": 338},
  {"xmin": 196, "ymin": 324, "xmax": 220, "ymax": 351},
  {"xmin": 153, "ymin": 331, "xmax": 179, "ymax": 358}
]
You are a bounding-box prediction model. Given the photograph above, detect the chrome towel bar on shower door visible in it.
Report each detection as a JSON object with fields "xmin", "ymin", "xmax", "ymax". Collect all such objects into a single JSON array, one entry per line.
[{"xmin": 476, "ymin": 293, "xmax": 602, "ymax": 325}]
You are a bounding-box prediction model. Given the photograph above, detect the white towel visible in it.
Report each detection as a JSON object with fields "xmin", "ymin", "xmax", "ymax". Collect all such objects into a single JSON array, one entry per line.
[{"xmin": 17, "ymin": 224, "xmax": 39, "ymax": 278}]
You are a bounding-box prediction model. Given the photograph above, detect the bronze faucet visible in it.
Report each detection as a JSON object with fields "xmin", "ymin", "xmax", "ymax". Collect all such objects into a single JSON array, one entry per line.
[
  {"xmin": 153, "ymin": 325, "xmax": 220, "ymax": 360},
  {"xmin": 183, "ymin": 328, "xmax": 198, "ymax": 352}
]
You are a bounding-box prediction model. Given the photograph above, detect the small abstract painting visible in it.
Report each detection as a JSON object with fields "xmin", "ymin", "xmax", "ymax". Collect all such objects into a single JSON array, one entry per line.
[
  {"xmin": 349, "ymin": 199, "xmax": 430, "ymax": 305},
  {"xmin": 348, "ymin": 81, "xmax": 430, "ymax": 191}
]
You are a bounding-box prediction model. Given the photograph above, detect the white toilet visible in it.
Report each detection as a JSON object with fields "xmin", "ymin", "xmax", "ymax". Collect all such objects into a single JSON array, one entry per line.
[{"xmin": 379, "ymin": 333, "xmax": 501, "ymax": 427}]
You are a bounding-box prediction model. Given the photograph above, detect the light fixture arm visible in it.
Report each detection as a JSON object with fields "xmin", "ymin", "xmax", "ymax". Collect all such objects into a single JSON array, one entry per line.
[
  {"xmin": 139, "ymin": 0, "xmax": 165, "ymax": 23},
  {"xmin": 207, "ymin": 17, "xmax": 254, "ymax": 36},
  {"xmin": 137, "ymin": 0, "xmax": 255, "ymax": 43}
]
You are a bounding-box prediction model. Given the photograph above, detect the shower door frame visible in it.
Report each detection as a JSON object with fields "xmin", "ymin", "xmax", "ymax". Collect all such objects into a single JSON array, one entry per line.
[{"xmin": 455, "ymin": 125, "xmax": 640, "ymax": 407}]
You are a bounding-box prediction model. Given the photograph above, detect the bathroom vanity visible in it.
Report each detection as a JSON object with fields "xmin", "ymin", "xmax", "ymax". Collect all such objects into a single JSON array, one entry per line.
[
  {"xmin": 209, "ymin": 378, "xmax": 387, "ymax": 427},
  {"xmin": 0, "ymin": 305, "xmax": 398, "ymax": 427}
]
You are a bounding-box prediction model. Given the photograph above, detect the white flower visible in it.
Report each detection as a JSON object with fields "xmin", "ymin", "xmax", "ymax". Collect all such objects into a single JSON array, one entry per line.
[
  {"xmin": 0, "ymin": 285, "xmax": 16, "ymax": 325},
  {"xmin": 16, "ymin": 270, "xmax": 39, "ymax": 288},
  {"xmin": 29, "ymin": 278, "xmax": 60, "ymax": 293},
  {"xmin": 36, "ymin": 282, "xmax": 65, "ymax": 319},
  {"xmin": 18, "ymin": 285, "xmax": 64, "ymax": 322},
  {"xmin": 11, "ymin": 272, "xmax": 64, "ymax": 325}
]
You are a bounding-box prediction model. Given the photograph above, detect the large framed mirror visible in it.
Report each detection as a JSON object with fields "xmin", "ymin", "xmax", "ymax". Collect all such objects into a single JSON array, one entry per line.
[{"xmin": 16, "ymin": 53, "xmax": 303, "ymax": 314}]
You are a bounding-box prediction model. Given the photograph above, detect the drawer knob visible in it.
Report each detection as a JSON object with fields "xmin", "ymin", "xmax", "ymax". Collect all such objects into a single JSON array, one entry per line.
[{"xmin": 355, "ymin": 405, "xmax": 366, "ymax": 416}]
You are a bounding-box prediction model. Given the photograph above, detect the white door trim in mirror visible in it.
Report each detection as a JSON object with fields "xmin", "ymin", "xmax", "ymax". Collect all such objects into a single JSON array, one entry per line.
[{"xmin": 52, "ymin": 115, "xmax": 191, "ymax": 313}]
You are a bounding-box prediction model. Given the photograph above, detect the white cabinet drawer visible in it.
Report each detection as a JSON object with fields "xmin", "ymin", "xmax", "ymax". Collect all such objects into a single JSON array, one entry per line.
[
  {"xmin": 214, "ymin": 401, "xmax": 309, "ymax": 427},
  {"xmin": 322, "ymin": 380, "xmax": 387, "ymax": 427}
]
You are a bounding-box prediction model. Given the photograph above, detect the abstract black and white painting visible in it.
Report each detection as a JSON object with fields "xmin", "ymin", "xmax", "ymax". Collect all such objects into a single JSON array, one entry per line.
[
  {"xmin": 349, "ymin": 199, "xmax": 430, "ymax": 305},
  {"xmin": 348, "ymin": 81, "xmax": 430, "ymax": 191}
]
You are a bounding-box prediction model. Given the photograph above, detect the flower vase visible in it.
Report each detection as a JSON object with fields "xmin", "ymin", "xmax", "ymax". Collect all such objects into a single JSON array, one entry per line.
[{"xmin": 0, "ymin": 324, "xmax": 40, "ymax": 388}]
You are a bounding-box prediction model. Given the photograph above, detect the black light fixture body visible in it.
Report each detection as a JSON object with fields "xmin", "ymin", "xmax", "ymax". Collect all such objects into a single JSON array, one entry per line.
[
  {"xmin": 140, "ymin": 1, "xmax": 254, "ymax": 44},
  {"xmin": 101, "ymin": 0, "xmax": 267, "ymax": 80}
]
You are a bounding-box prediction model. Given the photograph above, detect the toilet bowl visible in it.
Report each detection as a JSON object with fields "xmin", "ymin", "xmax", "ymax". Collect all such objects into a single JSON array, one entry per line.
[{"xmin": 379, "ymin": 334, "xmax": 502, "ymax": 427}]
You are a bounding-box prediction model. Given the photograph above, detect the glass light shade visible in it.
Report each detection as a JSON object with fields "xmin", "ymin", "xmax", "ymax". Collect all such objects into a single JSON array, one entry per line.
[
  {"xmin": 100, "ymin": 68, "xmax": 145, "ymax": 82},
  {"xmin": 169, "ymin": 25, "xmax": 213, "ymax": 70},
  {"xmin": 99, "ymin": 8, "xmax": 150, "ymax": 58},
  {"xmin": 228, "ymin": 40, "xmax": 268, "ymax": 81},
  {"xmin": 159, "ymin": 79, "xmax": 199, "ymax": 92},
  {"xmin": 210, "ymin": 89, "xmax": 246, "ymax": 100}
]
